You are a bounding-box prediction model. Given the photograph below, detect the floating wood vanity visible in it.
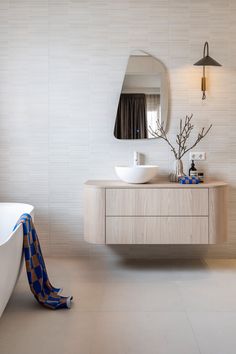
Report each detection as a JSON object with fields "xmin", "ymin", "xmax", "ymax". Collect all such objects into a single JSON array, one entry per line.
[{"xmin": 84, "ymin": 180, "xmax": 227, "ymax": 245}]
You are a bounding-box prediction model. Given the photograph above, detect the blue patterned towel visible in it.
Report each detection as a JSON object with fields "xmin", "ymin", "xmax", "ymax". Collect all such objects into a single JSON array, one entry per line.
[
  {"xmin": 179, "ymin": 176, "xmax": 200, "ymax": 184},
  {"xmin": 14, "ymin": 213, "xmax": 73, "ymax": 310}
]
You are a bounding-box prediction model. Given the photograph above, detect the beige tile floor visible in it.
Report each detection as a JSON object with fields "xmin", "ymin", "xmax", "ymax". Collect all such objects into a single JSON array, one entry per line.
[{"xmin": 1, "ymin": 258, "xmax": 236, "ymax": 354}]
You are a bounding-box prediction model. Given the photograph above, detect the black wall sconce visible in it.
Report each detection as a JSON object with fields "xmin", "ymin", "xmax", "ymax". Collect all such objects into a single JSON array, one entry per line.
[{"xmin": 194, "ymin": 41, "xmax": 222, "ymax": 100}]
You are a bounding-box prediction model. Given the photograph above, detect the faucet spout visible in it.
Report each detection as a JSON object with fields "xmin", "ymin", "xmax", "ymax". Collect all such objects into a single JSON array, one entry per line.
[{"xmin": 134, "ymin": 151, "xmax": 140, "ymax": 166}]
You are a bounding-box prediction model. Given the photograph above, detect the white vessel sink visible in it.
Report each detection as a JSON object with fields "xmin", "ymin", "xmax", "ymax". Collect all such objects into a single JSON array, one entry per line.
[{"xmin": 115, "ymin": 165, "xmax": 159, "ymax": 184}]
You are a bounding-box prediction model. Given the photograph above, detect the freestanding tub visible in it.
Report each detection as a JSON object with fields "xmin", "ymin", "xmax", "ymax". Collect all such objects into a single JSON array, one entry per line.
[{"xmin": 0, "ymin": 203, "xmax": 34, "ymax": 317}]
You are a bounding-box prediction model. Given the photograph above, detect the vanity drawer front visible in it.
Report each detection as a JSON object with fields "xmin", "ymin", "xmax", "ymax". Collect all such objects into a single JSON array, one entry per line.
[
  {"xmin": 106, "ymin": 217, "xmax": 209, "ymax": 244},
  {"xmin": 106, "ymin": 189, "xmax": 208, "ymax": 216}
]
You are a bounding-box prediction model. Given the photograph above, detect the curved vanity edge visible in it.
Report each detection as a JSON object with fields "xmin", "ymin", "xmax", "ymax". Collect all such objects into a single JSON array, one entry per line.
[
  {"xmin": 84, "ymin": 185, "xmax": 106, "ymax": 244},
  {"xmin": 209, "ymin": 185, "xmax": 228, "ymax": 244},
  {"xmin": 84, "ymin": 179, "xmax": 228, "ymax": 189}
]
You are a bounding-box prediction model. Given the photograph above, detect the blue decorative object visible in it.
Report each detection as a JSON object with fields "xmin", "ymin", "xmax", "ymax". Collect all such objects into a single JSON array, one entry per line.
[
  {"xmin": 179, "ymin": 176, "xmax": 200, "ymax": 184},
  {"xmin": 14, "ymin": 213, "xmax": 73, "ymax": 310}
]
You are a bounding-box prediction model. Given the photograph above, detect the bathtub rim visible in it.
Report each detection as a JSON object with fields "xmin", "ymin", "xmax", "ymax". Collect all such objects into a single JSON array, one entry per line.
[{"xmin": 0, "ymin": 203, "xmax": 34, "ymax": 246}]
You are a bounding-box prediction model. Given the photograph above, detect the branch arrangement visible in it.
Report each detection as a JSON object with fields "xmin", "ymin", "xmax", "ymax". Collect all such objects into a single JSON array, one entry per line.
[{"xmin": 149, "ymin": 114, "xmax": 212, "ymax": 160}]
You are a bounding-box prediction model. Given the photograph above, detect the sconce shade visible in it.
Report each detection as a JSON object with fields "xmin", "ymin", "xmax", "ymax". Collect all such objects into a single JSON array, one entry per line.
[{"xmin": 194, "ymin": 55, "xmax": 221, "ymax": 67}]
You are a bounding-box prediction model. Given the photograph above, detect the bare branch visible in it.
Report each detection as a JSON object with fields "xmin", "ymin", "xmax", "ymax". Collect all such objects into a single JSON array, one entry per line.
[
  {"xmin": 179, "ymin": 124, "xmax": 212, "ymax": 159},
  {"xmin": 149, "ymin": 114, "xmax": 212, "ymax": 161},
  {"xmin": 149, "ymin": 120, "xmax": 178, "ymax": 159}
]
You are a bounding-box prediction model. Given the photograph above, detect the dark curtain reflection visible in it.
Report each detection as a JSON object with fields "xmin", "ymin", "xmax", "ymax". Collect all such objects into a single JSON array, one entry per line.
[{"xmin": 114, "ymin": 94, "xmax": 147, "ymax": 139}]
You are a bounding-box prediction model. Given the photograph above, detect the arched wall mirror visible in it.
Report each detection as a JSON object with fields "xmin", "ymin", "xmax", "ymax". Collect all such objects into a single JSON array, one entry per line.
[{"xmin": 114, "ymin": 51, "xmax": 169, "ymax": 140}]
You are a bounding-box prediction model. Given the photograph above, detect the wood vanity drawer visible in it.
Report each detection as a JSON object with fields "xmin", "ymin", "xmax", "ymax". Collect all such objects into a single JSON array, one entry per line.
[
  {"xmin": 106, "ymin": 189, "xmax": 208, "ymax": 216},
  {"xmin": 106, "ymin": 216, "xmax": 209, "ymax": 244}
]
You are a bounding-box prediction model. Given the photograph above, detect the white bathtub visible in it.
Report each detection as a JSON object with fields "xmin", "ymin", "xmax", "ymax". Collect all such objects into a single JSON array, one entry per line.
[{"xmin": 0, "ymin": 203, "xmax": 34, "ymax": 317}]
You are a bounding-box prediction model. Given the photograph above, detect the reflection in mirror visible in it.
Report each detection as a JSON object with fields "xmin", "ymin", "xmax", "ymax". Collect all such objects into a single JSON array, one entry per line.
[{"xmin": 114, "ymin": 51, "xmax": 168, "ymax": 140}]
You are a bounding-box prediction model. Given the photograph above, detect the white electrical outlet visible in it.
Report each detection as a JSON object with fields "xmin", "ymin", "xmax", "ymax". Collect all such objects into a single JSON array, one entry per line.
[{"xmin": 189, "ymin": 152, "xmax": 206, "ymax": 161}]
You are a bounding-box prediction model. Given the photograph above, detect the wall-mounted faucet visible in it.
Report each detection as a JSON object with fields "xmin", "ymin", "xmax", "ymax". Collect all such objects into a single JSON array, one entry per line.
[{"xmin": 134, "ymin": 151, "xmax": 141, "ymax": 166}]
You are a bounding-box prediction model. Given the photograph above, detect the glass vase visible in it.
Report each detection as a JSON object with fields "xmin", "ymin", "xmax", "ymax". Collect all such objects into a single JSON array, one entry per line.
[{"xmin": 169, "ymin": 159, "xmax": 185, "ymax": 182}]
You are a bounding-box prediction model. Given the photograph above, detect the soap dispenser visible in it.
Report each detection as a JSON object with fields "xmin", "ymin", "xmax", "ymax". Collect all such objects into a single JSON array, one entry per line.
[{"xmin": 189, "ymin": 160, "xmax": 198, "ymax": 177}]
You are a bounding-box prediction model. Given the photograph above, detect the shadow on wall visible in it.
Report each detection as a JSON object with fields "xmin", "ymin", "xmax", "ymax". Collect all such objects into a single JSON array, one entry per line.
[
  {"xmin": 115, "ymin": 258, "xmax": 209, "ymax": 278},
  {"xmin": 107, "ymin": 245, "xmax": 210, "ymax": 260}
]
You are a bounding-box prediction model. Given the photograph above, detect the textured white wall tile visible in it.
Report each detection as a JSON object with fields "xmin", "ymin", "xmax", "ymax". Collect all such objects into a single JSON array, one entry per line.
[{"xmin": 0, "ymin": 0, "xmax": 234, "ymax": 258}]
